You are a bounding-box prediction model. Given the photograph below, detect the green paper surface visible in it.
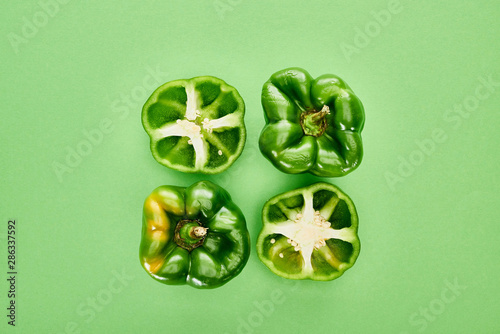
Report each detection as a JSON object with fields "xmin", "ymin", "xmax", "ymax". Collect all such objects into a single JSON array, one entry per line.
[{"xmin": 1, "ymin": 0, "xmax": 499, "ymax": 333}]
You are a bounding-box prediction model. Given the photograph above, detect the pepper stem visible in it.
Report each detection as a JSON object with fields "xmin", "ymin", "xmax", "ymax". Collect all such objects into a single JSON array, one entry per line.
[
  {"xmin": 191, "ymin": 226, "xmax": 208, "ymax": 238},
  {"xmin": 300, "ymin": 105, "xmax": 330, "ymax": 137},
  {"xmin": 174, "ymin": 220, "xmax": 208, "ymax": 251}
]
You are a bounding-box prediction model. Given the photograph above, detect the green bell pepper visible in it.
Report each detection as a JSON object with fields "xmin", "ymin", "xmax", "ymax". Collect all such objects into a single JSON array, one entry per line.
[
  {"xmin": 139, "ymin": 180, "xmax": 250, "ymax": 288},
  {"xmin": 259, "ymin": 68, "xmax": 365, "ymax": 177},
  {"xmin": 257, "ymin": 182, "xmax": 360, "ymax": 280},
  {"xmin": 142, "ymin": 76, "xmax": 246, "ymax": 174}
]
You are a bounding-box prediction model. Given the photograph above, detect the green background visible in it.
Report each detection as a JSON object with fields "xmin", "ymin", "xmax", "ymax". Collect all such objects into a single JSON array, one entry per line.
[{"xmin": 1, "ymin": 0, "xmax": 499, "ymax": 333}]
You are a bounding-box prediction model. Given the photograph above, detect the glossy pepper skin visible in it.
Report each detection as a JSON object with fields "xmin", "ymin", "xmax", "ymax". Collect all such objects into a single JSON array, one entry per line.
[
  {"xmin": 259, "ymin": 68, "xmax": 365, "ymax": 177},
  {"xmin": 139, "ymin": 181, "xmax": 250, "ymax": 289},
  {"xmin": 142, "ymin": 76, "xmax": 246, "ymax": 174},
  {"xmin": 257, "ymin": 182, "xmax": 360, "ymax": 281}
]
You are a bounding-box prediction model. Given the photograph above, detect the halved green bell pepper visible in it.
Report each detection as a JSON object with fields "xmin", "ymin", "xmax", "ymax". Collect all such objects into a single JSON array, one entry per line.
[
  {"xmin": 257, "ymin": 182, "xmax": 360, "ymax": 280},
  {"xmin": 142, "ymin": 76, "xmax": 246, "ymax": 174},
  {"xmin": 259, "ymin": 68, "xmax": 365, "ymax": 177},
  {"xmin": 139, "ymin": 181, "xmax": 250, "ymax": 289}
]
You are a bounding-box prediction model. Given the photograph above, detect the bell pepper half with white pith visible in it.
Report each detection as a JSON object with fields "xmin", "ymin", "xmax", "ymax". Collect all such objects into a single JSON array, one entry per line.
[
  {"xmin": 257, "ymin": 182, "xmax": 360, "ymax": 280},
  {"xmin": 142, "ymin": 76, "xmax": 246, "ymax": 174},
  {"xmin": 140, "ymin": 181, "xmax": 250, "ymax": 289}
]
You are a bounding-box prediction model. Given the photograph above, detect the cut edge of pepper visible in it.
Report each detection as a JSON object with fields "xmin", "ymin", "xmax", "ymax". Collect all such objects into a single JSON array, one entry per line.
[
  {"xmin": 257, "ymin": 182, "xmax": 360, "ymax": 281},
  {"xmin": 142, "ymin": 76, "xmax": 247, "ymax": 175}
]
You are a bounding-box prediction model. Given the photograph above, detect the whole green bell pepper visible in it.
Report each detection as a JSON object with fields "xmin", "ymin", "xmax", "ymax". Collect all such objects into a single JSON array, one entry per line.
[
  {"xmin": 139, "ymin": 180, "xmax": 250, "ymax": 288},
  {"xmin": 142, "ymin": 76, "xmax": 246, "ymax": 174},
  {"xmin": 259, "ymin": 68, "xmax": 365, "ymax": 177},
  {"xmin": 257, "ymin": 182, "xmax": 360, "ymax": 280}
]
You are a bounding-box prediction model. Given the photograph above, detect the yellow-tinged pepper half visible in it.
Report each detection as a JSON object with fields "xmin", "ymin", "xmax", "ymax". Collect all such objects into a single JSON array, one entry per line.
[{"xmin": 140, "ymin": 181, "xmax": 250, "ymax": 289}]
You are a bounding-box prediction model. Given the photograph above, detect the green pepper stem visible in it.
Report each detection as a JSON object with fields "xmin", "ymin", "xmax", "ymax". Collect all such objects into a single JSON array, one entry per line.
[
  {"xmin": 174, "ymin": 220, "xmax": 207, "ymax": 251},
  {"xmin": 300, "ymin": 105, "xmax": 330, "ymax": 137}
]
